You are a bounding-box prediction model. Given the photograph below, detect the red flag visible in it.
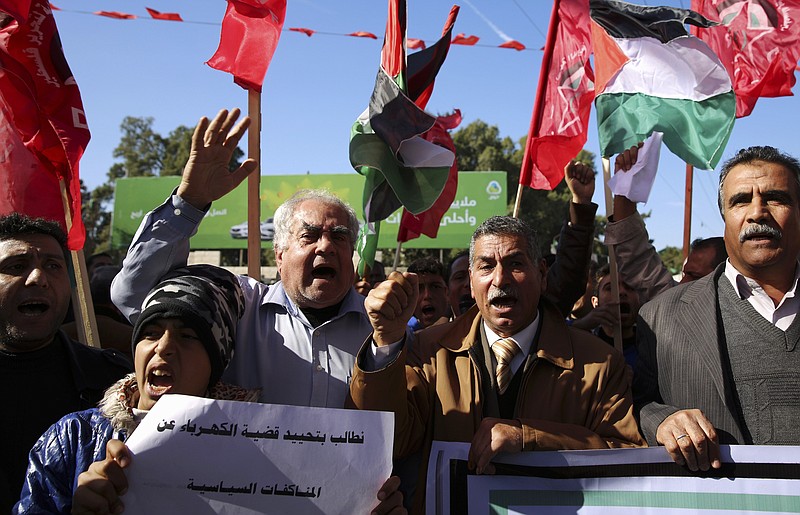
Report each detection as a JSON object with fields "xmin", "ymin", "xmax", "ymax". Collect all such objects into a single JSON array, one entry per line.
[
  {"xmin": 519, "ymin": 0, "xmax": 594, "ymax": 190},
  {"xmin": 499, "ymin": 39, "xmax": 526, "ymax": 51},
  {"xmin": 206, "ymin": 0, "xmax": 286, "ymax": 92},
  {"xmin": 407, "ymin": 38, "xmax": 426, "ymax": 50},
  {"xmin": 0, "ymin": 0, "xmax": 90, "ymax": 249},
  {"xmin": 451, "ymin": 33, "xmax": 479, "ymax": 45},
  {"xmin": 348, "ymin": 31, "xmax": 377, "ymax": 39},
  {"xmin": 692, "ymin": 0, "xmax": 800, "ymax": 118},
  {"xmin": 397, "ymin": 110, "xmax": 462, "ymax": 243},
  {"xmin": 289, "ymin": 27, "xmax": 314, "ymax": 37},
  {"xmin": 94, "ymin": 11, "xmax": 136, "ymax": 20},
  {"xmin": 145, "ymin": 8, "xmax": 182, "ymax": 22}
]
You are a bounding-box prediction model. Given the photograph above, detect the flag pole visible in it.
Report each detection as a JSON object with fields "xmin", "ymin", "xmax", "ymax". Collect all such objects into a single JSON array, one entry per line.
[
  {"xmin": 514, "ymin": 0, "xmax": 560, "ymax": 218},
  {"xmin": 59, "ymin": 179, "xmax": 99, "ymax": 348},
  {"xmin": 683, "ymin": 163, "xmax": 693, "ymax": 260},
  {"xmin": 392, "ymin": 241, "xmax": 402, "ymax": 272},
  {"xmin": 247, "ymin": 89, "xmax": 262, "ymax": 280},
  {"xmin": 512, "ymin": 183, "xmax": 525, "ymax": 218},
  {"xmin": 601, "ymin": 157, "xmax": 623, "ymax": 353}
]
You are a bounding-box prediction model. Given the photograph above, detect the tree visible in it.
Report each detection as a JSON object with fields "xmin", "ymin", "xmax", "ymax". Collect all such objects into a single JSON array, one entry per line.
[
  {"xmin": 451, "ymin": 120, "xmax": 604, "ymax": 257},
  {"xmin": 82, "ymin": 116, "xmax": 243, "ymax": 253},
  {"xmin": 452, "ymin": 120, "xmax": 519, "ymax": 202},
  {"xmin": 658, "ymin": 245, "xmax": 684, "ymax": 275}
]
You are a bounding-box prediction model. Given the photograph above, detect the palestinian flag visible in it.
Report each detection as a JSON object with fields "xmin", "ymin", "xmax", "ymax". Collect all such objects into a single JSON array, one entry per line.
[
  {"xmin": 350, "ymin": 1, "xmax": 458, "ymax": 275},
  {"xmin": 591, "ymin": 0, "xmax": 735, "ymax": 169}
]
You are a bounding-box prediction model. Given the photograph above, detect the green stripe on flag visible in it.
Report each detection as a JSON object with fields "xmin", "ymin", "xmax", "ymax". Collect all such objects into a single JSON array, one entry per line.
[
  {"xmin": 489, "ymin": 490, "xmax": 800, "ymax": 514},
  {"xmin": 596, "ymin": 90, "xmax": 735, "ymax": 169}
]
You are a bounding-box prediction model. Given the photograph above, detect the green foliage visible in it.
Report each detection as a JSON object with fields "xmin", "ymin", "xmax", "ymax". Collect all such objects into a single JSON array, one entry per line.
[
  {"xmin": 452, "ymin": 121, "xmax": 519, "ymax": 202},
  {"xmin": 658, "ymin": 245, "xmax": 684, "ymax": 275},
  {"xmin": 451, "ymin": 121, "xmax": 605, "ymax": 257}
]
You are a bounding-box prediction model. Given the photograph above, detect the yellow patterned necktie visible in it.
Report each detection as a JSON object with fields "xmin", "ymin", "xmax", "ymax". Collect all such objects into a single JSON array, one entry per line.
[{"xmin": 493, "ymin": 338, "xmax": 520, "ymax": 394}]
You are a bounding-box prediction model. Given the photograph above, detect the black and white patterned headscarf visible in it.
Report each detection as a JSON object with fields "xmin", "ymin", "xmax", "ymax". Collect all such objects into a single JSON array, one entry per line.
[{"xmin": 131, "ymin": 265, "xmax": 245, "ymax": 388}]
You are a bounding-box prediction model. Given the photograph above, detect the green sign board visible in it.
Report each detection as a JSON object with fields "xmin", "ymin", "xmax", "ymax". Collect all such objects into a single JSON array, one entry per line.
[{"xmin": 112, "ymin": 172, "xmax": 507, "ymax": 250}]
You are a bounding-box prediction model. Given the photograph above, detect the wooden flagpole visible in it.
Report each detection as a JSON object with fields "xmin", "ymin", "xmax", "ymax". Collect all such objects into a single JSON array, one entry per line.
[
  {"xmin": 392, "ymin": 241, "xmax": 402, "ymax": 272},
  {"xmin": 247, "ymin": 90, "xmax": 262, "ymax": 280},
  {"xmin": 59, "ymin": 179, "xmax": 99, "ymax": 348},
  {"xmin": 683, "ymin": 163, "xmax": 693, "ymax": 260},
  {"xmin": 512, "ymin": 183, "xmax": 525, "ymax": 218},
  {"xmin": 601, "ymin": 157, "xmax": 623, "ymax": 353}
]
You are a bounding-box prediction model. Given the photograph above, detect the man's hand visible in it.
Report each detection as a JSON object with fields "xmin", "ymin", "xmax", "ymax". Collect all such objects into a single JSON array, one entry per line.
[
  {"xmin": 365, "ymin": 271, "xmax": 419, "ymax": 346},
  {"xmin": 72, "ymin": 439, "xmax": 132, "ymax": 515},
  {"xmin": 614, "ymin": 142, "xmax": 643, "ymax": 173},
  {"xmin": 467, "ymin": 417, "xmax": 523, "ymax": 475},
  {"xmin": 570, "ymin": 303, "xmax": 620, "ymax": 332},
  {"xmin": 176, "ymin": 108, "xmax": 259, "ymax": 209},
  {"xmin": 565, "ymin": 161, "xmax": 596, "ymax": 205},
  {"xmin": 611, "ymin": 142, "xmax": 644, "ymax": 221},
  {"xmin": 371, "ymin": 476, "xmax": 406, "ymax": 515},
  {"xmin": 656, "ymin": 409, "xmax": 721, "ymax": 472}
]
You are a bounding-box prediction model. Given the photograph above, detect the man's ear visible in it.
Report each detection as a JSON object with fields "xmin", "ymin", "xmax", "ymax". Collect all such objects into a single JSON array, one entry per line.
[
  {"xmin": 592, "ymin": 296, "xmax": 599, "ymax": 308},
  {"xmin": 275, "ymin": 247, "xmax": 283, "ymax": 274}
]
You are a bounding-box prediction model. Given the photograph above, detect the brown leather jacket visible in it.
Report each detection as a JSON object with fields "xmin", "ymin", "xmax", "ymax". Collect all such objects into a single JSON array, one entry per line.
[{"xmin": 350, "ymin": 301, "xmax": 645, "ymax": 512}]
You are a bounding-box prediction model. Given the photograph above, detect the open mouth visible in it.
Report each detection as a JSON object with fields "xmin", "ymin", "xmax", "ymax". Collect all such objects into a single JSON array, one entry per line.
[
  {"xmin": 489, "ymin": 296, "xmax": 517, "ymax": 308},
  {"xmin": 619, "ymin": 303, "xmax": 631, "ymax": 314},
  {"xmin": 743, "ymin": 232, "xmax": 777, "ymax": 242},
  {"xmin": 18, "ymin": 301, "xmax": 49, "ymax": 315},
  {"xmin": 421, "ymin": 305, "xmax": 436, "ymax": 316},
  {"xmin": 311, "ymin": 266, "xmax": 336, "ymax": 280},
  {"xmin": 147, "ymin": 368, "xmax": 175, "ymax": 397}
]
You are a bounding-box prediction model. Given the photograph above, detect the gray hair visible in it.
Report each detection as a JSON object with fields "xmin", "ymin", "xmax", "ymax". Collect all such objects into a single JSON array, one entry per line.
[
  {"xmin": 272, "ymin": 189, "xmax": 359, "ymax": 251},
  {"xmin": 718, "ymin": 146, "xmax": 800, "ymax": 219},
  {"xmin": 469, "ymin": 216, "xmax": 541, "ymax": 267}
]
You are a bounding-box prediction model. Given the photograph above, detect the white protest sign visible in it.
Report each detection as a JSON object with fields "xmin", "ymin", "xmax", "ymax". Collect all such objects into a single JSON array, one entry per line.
[{"xmin": 123, "ymin": 395, "xmax": 393, "ymax": 515}]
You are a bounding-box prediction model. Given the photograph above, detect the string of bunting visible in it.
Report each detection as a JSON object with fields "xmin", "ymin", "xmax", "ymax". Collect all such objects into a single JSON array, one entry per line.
[{"xmin": 49, "ymin": 3, "xmax": 536, "ymax": 52}]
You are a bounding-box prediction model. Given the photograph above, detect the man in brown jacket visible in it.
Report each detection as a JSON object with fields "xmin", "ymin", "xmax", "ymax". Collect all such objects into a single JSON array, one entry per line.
[{"xmin": 349, "ymin": 215, "xmax": 644, "ymax": 513}]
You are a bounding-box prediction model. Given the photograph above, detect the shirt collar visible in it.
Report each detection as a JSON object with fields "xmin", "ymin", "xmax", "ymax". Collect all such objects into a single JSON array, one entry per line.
[
  {"xmin": 483, "ymin": 310, "xmax": 540, "ymax": 357},
  {"xmin": 264, "ymin": 281, "xmax": 367, "ymax": 319},
  {"xmin": 724, "ymin": 258, "xmax": 800, "ymax": 300}
]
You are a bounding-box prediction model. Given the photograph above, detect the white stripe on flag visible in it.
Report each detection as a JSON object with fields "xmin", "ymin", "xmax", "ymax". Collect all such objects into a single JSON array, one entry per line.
[{"xmin": 604, "ymin": 36, "xmax": 731, "ymax": 101}]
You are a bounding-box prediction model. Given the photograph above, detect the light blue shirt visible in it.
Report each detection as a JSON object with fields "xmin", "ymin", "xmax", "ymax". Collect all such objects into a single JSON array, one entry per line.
[{"xmin": 111, "ymin": 194, "xmax": 372, "ymax": 408}]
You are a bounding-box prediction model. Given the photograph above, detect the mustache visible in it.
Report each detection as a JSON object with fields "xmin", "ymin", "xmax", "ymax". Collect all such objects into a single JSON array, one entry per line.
[
  {"xmin": 487, "ymin": 286, "xmax": 518, "ymax": 303},
  {"xmin": 739, "ymin": 223, "xmax": 782, "ymax": 243}
]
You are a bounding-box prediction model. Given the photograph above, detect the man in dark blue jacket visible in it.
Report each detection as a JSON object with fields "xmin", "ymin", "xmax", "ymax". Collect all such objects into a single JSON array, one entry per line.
[{"xmin": 0, "ymin": 213, "xmax": 131, "ymax": 513}]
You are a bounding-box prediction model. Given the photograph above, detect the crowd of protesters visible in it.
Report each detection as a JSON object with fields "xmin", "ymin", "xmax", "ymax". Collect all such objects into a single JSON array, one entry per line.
[{"xmin": 3, "ymin": 108, "xmax": 799, "ymax": 514}]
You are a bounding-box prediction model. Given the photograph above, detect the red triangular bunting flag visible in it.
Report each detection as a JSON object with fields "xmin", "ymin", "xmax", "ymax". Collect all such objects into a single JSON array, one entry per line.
[
  {"xmin": 145, "ymin": 8, "xmax": 183, "ymax": 22},
  {"xmin": 94, "ymin": 11, "xmax": 136, "ymax": 19},
  {"xmin": 499, "ymin": 40, "xmax": 525, "ymax": 51},
  {"xmin": 290, "ymin": 27, "xmax": 315, "ymax": 37},
  {"xmin": 451, "ymin": 33, "xmax": 478, "ymax": 45},
  {"xmin": 349, "ymin": 31, "xmax": 377, "ymax": 39},
  {"xmin": 407, "ymin": 38, "xmax": 426, "ymax": 50}
]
